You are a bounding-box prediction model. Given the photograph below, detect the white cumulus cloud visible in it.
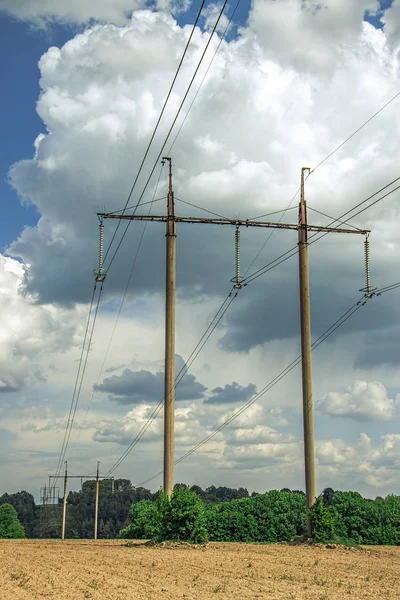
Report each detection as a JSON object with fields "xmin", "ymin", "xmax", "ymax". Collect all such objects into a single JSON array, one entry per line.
[{"xmin": 317, "ymin": 381, "xmax": 400, "ymax": 421}]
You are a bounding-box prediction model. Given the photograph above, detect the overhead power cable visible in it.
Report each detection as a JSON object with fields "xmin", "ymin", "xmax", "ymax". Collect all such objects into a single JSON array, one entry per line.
[
  {"xmin": 136, "ymin": 296, "xmax": 366, "ymax": 488},
  {"xmin": 53, "ymin": 284, "xmax": 97, "ymax": 478},
  {"xmin": 310, "ymin": 89, "xmax": 400, "ymax": 174},
  {"xmin": 105, "ymin": 0, "xmax": 230, "ymax": 273},
  {"xmin": 167, "ymin": 0, "xmax": 243, "ymax": 154},
  {"xmin": 104, "ymin": 287, "xmax": 238, "ymax": 477},
  {"xmin": 102, "ymin": 0, "xmax": 207, "ymax": 266},
  {"xmin": 54, "ymin": 282, "xmax": 104, "ymax": 480},
  {"xmin": 242, "ymin": 176, "xmax": 400, "ymax": 285},
  {"xmin": 68, "ymin": 167, "xmax": 165, "ymax": 459},
  {"xmin": 245, "ymin": 89, "xmax": 400, "ymax": 274}
]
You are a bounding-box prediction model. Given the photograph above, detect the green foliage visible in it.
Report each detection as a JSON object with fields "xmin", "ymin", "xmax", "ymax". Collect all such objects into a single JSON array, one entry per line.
[
  {"xmin": 205, "ymin": 490, "xmax": 307, "ymax": 543},
  {"xmin": 159, "ymin": 487, "xmax": 208, "ymax": 543},
  {"xmin": 308, "ymin": 496, "xmax": 335, "ymax": 543},
  {"xmin": 119, "ymin": 500, "xmax": 160, "ymax": 539},
  {"xmin": 120, "ymin": 487, "xmax": 208, "ymax": 543},
  {"xmin": 0, "ymin": 504, "xmax": 25, "ymax": 539},
  {"xmin": 0, "ymin": 491, "xmax": 36, "ymax": 537},
  {"xmin": 329, "ymin": 491, "xmax": 400, "ymax": 545}
]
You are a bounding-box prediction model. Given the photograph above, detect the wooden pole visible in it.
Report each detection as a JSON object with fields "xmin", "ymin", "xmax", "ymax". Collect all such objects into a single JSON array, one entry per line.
[
  {"xmin": 298, "ymin": 167, "xmax": 316, "ymax": 537},
  {"xmin": 163, "ymin": 157, "xmax": 176, "ymax": 498},
  {"xmin": 94, "ymin": 461, "xmax": 100, "ymax": 540},
  {"xmin": 61, "ymin": 461, "xmax": 67, "ymax": 540}
]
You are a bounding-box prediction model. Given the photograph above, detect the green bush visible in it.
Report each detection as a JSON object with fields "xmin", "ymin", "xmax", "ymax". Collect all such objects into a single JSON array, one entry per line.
[
  {"xmin": 159, "ymin": 487, "xmax": 208, "ymax": 543},
  {"xmin": 119, "ymin": 499, "xmax": 160, "ymax": 539},
  {"xmin": 308, "ymin": 496, "xmax": 335, "ymax": 543},
  {"xmin": 0, "ymin": 504, "xmax": 25, "ymax": 539},
  {"xmin": 119, "ymin": 486, "xmax": 208, "ymax": 544}
]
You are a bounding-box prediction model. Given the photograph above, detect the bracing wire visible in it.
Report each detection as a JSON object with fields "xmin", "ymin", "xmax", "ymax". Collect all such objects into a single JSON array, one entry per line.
[
  {"xmin": 135, "ymin": 297, "xmax": 366, "ymax": 488},
  {"xmin": 175, "ymin": 197, "xmax": 231, "ymax": 220},
  {"xmin": 242, "ymin": 177, "xmax": 400, "ymax": 285}
]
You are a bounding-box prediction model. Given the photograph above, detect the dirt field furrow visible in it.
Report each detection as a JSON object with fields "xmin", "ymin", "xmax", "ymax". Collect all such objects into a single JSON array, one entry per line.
[{"xmin": 0, "ymin": 539, "xmax": 398, "ymax": 599}]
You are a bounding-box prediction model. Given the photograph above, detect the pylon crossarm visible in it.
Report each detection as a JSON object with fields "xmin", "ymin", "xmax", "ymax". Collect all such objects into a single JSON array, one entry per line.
[{"xmin": 98, "ymin": 213, "xmax": 369, "ymax": 235}]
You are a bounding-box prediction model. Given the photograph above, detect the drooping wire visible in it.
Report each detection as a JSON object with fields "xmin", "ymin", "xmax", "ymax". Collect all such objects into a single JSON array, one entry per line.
[
  {"xmin": 135, "ymin": 296, "xmax": 366, "ymax": 488},
  {"xmin": 62, "ymin": 283, "xmax": 104, "ymax": 465},
  {"xmin": 53, "ymin": 283, "xmax": 98, "ymax": 479},
  {"xmin": 104, "ymin": 288, "xmax": 238, "ymax": 476},
  {"xmin": 102, "ymin": 0, "xmax": 207, "ymax": 267},
  {"xmin": 104, "ymin": 0, "xmax": 230, "ymax": 274},
  {"xmin": 54, "ymin": 282, "xmax": 104, "ymax": 480},
  {"xmin": 68, "ymin": 167, "xmax": 166, "ymax": 459}
]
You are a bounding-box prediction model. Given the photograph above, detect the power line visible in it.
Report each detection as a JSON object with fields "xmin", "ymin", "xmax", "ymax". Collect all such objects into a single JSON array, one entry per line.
[
  {"xmin": 310, "ymin": 89, "xmax": 400, "ymax": 174},
  {"xmin": 53, "ymin": 284, "xmax": 97, "ymax": 478},
  {"xmin": 167, "ymin": 0, "xmax": 243, "ymax": 155},
  {"xmin": 104, "ymin": 288, "xmax": 238, "ymax": 476},
  {"xmin": 102, "ymin": 0, "xmax": 207, "ymax": 266},
  {"xmin": 104, "ymin": 0, "xmax": 230, "ymax": 273},
  {"xmin": 242, "ymin": 176, "xmax": 400, "ymax": 285},
  {"xmin": 68, "ymin": 166, "xmax": 165, "ymax": 459},
  {"xmin": 54, "ymin": 283, "xmax": 104, "ymax": 480},
  {"xmin": 244, "ymin": 90, "xmax": 400, "ymax": 276},
  {"xmin": 136, "ymin": 296, "xmax": 366, "ymax": 488},
  {"xmin": 62, "ymin": 283, "xmax": 104, "ymax": 467}
]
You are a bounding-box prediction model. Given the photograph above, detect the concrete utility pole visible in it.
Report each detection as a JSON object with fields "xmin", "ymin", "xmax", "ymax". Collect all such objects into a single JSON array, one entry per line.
[
  {"xmin": 48, "ymin": 468, "xmax": 114, "ymax": 540},
  {"xmin": 163, "ymin": 157, "xmax": 176, "ymax": 498},
  {"xmin": 98, "ymin": 164, "xmax": 370, "ymax": 509},
  {"xmin": 298, "ymin": 168, "xmax": 316, "ymax": 536},
  {"xmin": 94, "ymin": 461, "xmax": 100, "ymax": 540},
  {"xmin": 62, "ymin": 461, "xmax": 67, "ymax": 541}
]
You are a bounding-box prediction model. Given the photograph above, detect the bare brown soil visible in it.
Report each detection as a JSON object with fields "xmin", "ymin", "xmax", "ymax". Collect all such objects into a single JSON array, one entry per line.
[{"xmin": 0, "ymin": 539, "xmax": 399, "ymax": 599}]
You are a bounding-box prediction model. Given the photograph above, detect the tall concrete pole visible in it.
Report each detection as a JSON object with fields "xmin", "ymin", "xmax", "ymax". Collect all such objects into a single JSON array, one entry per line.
[
  {"xmin": 298, "ymin": 167, "xmax": 316, "ymax": 537},
  {"xmin": 94, "ymin": 461, "xmax": 100, "ymax": 540},
  {"xmin": 61, "ymin": 461, "xmax": 67, "ymax": 540},
  {"xmin": 163, "ymin": 157, "xmax": 176, "ymax": 498}
]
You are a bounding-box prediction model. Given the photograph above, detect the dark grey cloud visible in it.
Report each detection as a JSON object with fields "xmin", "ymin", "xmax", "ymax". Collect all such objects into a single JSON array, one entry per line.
[
  {"xmin": 94, "ymin": 354, "xmax": 207, "ymax": 405},
  {"xmin": 205, "ymin": 382, "xmax": 256, "ymax": 405},
  {"xmin": 218, "ymin": 253, "xmax": 398, "ymax": 353},
  {"xmin": 354, "ymin": 327, "xmax": 400, "ymax": 369}
]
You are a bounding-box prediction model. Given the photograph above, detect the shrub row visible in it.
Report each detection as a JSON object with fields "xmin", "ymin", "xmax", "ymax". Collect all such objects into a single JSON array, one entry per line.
[{"xmin": 120, "ymin": 487, "xmax": 400, "ymax": 545}]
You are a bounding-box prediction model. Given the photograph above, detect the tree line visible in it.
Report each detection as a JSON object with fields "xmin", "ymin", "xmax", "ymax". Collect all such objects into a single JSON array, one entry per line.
[
  {"xmin": 0, "ymin": 481, "xmax": 252, "ymax": 539},
  {"xmin": 1, "ymin": 482, "xmax": 399, "ymax": 545}
]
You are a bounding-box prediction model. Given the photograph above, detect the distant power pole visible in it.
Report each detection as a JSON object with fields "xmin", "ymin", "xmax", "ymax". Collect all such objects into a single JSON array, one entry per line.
[
  {"xmin": 298, "ymin": 168, "xmax": 316, "ymax": 536},
  {"xmin": 61, "ymin": 461, "xmax": 67, "ymax": 541},
  {"xmin": 94, "ymin": 461, "xmax": 100, "ymax": 540},
  {"xmin": 48, "ymin": 466, "xmax": 113, "ymax": 540},
  {"xmin": 98, "ymin": 164, "xmax": 370, "ymax": 516}
]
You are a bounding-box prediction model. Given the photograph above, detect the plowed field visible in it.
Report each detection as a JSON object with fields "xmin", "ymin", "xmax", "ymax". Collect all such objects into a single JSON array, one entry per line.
[{"xmin": 0, "ymin": 540, "xmax": 398, "ymax": 599}]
